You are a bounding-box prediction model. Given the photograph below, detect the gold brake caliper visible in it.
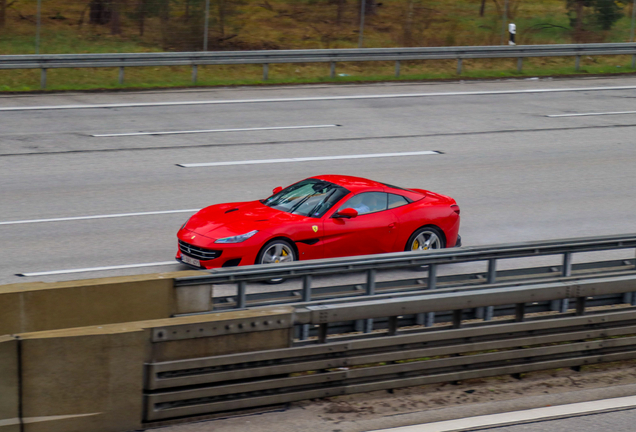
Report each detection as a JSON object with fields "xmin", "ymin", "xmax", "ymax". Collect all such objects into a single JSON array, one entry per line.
[
  {"xmin": 412, "ymin": 240, "xmax": 419, "ymax": 250},
  {"xmin": 275, "ymin": 249, "xmax": 288, "ymax": 263}
]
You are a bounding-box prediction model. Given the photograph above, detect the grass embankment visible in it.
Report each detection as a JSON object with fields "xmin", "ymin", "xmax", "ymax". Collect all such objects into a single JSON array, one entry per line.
[{"xmin": 0, "ymin": 0, "xmax": 635, "ymax": 92}]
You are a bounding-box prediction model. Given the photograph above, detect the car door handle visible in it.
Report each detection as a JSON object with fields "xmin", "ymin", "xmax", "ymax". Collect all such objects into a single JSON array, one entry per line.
[{"xmin": 388, "ymin": 223, "xmax": 397, "ymax": 229}]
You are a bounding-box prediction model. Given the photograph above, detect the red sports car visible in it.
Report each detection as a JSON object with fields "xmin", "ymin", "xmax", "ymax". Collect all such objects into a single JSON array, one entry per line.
[{"xmin": 176, "ymin": 175, "xmax": 460, "ymax": 269}]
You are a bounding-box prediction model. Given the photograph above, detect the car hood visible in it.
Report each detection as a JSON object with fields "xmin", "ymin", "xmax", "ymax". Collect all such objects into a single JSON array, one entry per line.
[{"xmin": 184, "ymin": 200, "xmax": 308, "ymax": 240}]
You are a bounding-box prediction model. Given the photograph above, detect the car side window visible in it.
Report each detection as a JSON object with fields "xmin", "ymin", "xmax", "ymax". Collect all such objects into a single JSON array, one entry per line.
[
  {"xmin": 338, "ymin": 192, "xmax": 388, "ymax": 215},
  {"xmin": 388, "ymin": 193, "xmax": 409, "ymax": 209}
]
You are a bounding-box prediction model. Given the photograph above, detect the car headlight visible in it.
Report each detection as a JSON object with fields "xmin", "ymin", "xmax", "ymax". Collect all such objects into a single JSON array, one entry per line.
[{"xmin": 215, "ymin": 230, "xmax": 259, "ymax": 244}]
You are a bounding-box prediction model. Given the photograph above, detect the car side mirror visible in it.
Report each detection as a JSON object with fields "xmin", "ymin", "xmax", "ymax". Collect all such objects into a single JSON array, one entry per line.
[
  {"xmin": 335, "ymin": 208, "xmax": 358, "ymax": 219},
  {"xmin": 272, "ymin": 186, "xmax": 283, "ymax": 195}
]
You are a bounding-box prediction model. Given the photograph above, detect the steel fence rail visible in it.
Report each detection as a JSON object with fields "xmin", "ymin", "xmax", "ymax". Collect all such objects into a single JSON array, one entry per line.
[
  {"xmin": 178, "ymin": 233, "xmax": 636, "ymax": 286},
  {"xmin": 144, "ymin": 275, "xmax": 636, "ymax": 421},
  {"xmin": 3, "ymin": 42, "xmax": 636, "ymax": 88},
  {"xmin": 175, "ymin": 234, "xmax": 636, "ymax": 322}
]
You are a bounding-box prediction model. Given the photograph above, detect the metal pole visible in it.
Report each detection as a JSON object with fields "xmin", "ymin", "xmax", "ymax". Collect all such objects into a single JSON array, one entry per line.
[
  {"xmin": 631, "ymin": 0, "xmax": 636, "ymax": 42},
  {"xmin": 358, "ymin": 0, "xmax": 366, "ymax": 48},
  {"xmin": 203, "ymin": 0, "xmax": 210, "ymax": 51},
  {"xmin": 35, "ymin": 0, "xmax": 41, "ymax": 54},
  {"xmin": 501, "ymin": 0, "xmax": 508, "ymax": 45}
]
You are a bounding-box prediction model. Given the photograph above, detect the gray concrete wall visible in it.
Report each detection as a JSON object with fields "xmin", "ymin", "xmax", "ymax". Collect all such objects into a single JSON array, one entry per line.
[{"xmin": 0, "ymin": 271, "xmax": 204, "ymax": 335}]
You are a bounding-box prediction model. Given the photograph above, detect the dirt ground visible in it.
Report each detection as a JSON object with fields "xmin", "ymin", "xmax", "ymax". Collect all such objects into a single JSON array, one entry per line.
[{"xmin": 153, "ymin": 360, "xmax": 636, "ymax": 432}]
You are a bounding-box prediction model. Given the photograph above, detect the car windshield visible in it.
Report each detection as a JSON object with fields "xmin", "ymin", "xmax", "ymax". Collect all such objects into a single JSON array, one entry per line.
[{"xmin": 263, "ymin": 179, "xmax": 350, "ymax": 218}]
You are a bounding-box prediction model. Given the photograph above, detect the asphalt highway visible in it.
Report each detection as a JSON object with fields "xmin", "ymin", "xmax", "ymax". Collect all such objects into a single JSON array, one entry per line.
[{"xmin": 2, "ymin": 77, "xmax": 636, "ymax": 286}]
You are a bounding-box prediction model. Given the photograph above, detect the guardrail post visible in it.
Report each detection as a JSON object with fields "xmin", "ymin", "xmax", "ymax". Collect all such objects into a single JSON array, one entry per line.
[
  {"xmin": 363, "ymin": 269, "xmax": 376, "ymax": 333},
  {"xmin": 366, "ymin": 269, "xmax": 376, "ymax": 296},
  {"xmin": 575, "ymin": 55, "xmax": 581, "ymax": 71},
  {"xmin": 415, "ymin": 313, "xmax": 425, "ymax": 325},
  {"xmin": 632, "ymin": 54, "xmax": 636, "ymax": 69},
  {"xmin": 395, "ymin": 60, "xmax": 400, "ymax": 78},
  {"xmin": 302, "ymin": 275, "xmax": 312, "ymax": 302},
  {"xmin": 118, "ymin": 66, "xmax": 125, "ymax": 85},
  {"xmin": 330, "ymin": 62, "xmax": 336, "ymax": 78},
  {"xmin": 364, "ymin": 318, "xmax": 373, "ymax": 333},
  {"xmin": 487, "ymin": 259, "xmax": 497, "ymax": 284},
  {"xmin": 263, "ymin": 63, "xmax": 269, "ymax": 81},
  {"xmin": 387, "ymin": 316, "xmax": 398, "ymax": 336},
  {"xmin": 428, "ymin": 264, "xmax": 437, "ymax": 290},
  {"xmin": 515, "ymin": 303, "xmax": 525, "ymax": 322},
  {"xmin": 425, "ymin": 312, "xmax": 435, "ymax": 327},
  {"xmin": 457, "ymin": 58, "xmax": 463, "ymax": 75},
  {"xmin": 40, "ymin": 68, "xmax": 47, "ymax": 89},
  {"xmin": 560, "ymin": 298, "xmax": 569, "ymax": 313},
  {"xmin": 562, "ymin": 252, "xmax": 572, "ymax": 277},
  {"xmin": 632, "ymin": 249, "xmax": 636, "ymax": 305},
  {"xmin": 237, "ymin": 281, "xmax": 246, "ymax": 309},
  {"xmin": 300, "ymin": 324, "xmax": 310, "ymax": 340},
  {"xmin": 192, "ymin": 65, "xmax": 198, "ymax": 84},
  {"xmin": 485, "ymin": 306, "xmax": 494, "ymax": 321},
  {"xmin": 575, "ymin": 297, "xmax": 586, "ymax": 315},
  {"xmin": 318, "ymin": 323, "xmax": 328, "ymax": 343},
  {"xmin": 517, "ymin": 57, "xmax": 523, "ymax": 72},
  {"xmin": 452, "ymin": 309, "xmax": 462, "ymax": 329},
  {"xmin": 550, "ymin": 298, "xmax": 569, "ymax": 312},
  {"xmin": 425, "ymin": 264, "xmax": 438, "ymax": 326}
]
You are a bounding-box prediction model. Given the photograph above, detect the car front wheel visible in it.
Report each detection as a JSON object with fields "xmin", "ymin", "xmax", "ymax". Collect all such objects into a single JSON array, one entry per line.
[{"xmin": 257, "ymin": 239, "xmax": 296, "ymax": 284}]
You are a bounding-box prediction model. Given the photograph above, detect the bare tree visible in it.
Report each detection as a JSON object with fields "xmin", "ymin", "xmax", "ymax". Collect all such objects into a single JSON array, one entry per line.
[
  {"xmin": 0, "ymin": 0, "xmax": 6, "ymax": 28},
  {"xmin": 137, "ymin": 0, "xmax": 145, "ymax": 36},
  {"xmin": 403, "ymin": 0, "xmax": 415, "ymax": 45},
  {"xmin": 336, "ymin": 0, "xmax": 345, "ymax": 26},
  {"xmin": 218, "ymin": 0, "xmax": 227, "ymax": 38},
  {"xmin": 110, "ymin": 0, "xmax": 121, "ymax": 35},
  {"xmin": 358, "ymin": 0, "xmax": 376, "ymax": 21}
]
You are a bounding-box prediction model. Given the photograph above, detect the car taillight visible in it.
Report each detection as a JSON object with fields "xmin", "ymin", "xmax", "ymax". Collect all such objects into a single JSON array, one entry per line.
[{"xmin": 451, "ymin": 204, "xmax": 460, "ymax": 215}]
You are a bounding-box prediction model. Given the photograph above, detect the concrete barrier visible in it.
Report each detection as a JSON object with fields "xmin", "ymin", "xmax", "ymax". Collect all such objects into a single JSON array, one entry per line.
[
  {"xmin": 11, "ymin": 307, "xmax": 294, "ymax": 432},
  {"xmin": 0, "ymin": 335, "xmax": 19, "ymax": 432},
  {"xmin": 0, "ymin": 271, "xmax": 205, "ymax": 335}
]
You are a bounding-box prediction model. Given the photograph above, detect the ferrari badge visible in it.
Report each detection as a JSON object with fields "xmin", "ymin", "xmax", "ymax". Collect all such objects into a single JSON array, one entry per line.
[
  {"xmin": 191, "ymin": 235, "xmax": 196, "ymax": 240},
  {"xmin": 312, "ymin": 225, "xmax": 318, "ymax": 233}
]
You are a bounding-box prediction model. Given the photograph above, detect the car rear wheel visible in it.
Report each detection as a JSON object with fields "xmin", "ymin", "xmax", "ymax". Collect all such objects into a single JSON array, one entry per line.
[
  {"xmin": 257, "ymin": 239, "xmax": 296, "ymax": 284},
  {"xmin": 406, "ymin": 226, "xmax": 445, "ymax": 251}
]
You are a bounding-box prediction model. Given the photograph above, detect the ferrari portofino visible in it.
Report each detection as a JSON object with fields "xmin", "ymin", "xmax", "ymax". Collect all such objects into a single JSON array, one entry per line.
[{"xmin": 176, "ymin": 175, "xmax": 460, "ymax": 269}]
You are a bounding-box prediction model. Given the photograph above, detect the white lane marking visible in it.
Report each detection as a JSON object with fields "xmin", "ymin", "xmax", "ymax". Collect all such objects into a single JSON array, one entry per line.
[
  {"xmin": 370, "ymin": 395, "xmax": 636, "ymax": 432},
  {"xmin": 2, "ymin": 85, "xmax": 636, "ymax": 111},
  {"xmin": 0, "ymin": 209, "xmax": 200, "ymax": 226},
  {"xmin": 178, "ymin": 150, "xmax": 441, "ymax": 168},
  {"xmin": 547, "ymin": 110, "xmax": 636, "ymax": 118},
  {"xmin": 91, "ymin": 124, "xmax": 340, "ymax": 137},
  {"xmin": 18, "ymin": 261, "xmax": 178, "ymax": 277}
]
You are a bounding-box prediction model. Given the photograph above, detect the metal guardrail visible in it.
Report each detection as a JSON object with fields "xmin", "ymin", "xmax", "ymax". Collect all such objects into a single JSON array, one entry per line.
[
  {"xmin": 177, "ymin": 234, "xmax": 636, "ymax": 316},
  {"xmin": 144, "ymin": 274, "xmax": 636, "ymax": 421},
  {"xmin": 3, "ymin": 43, "xmax": 636, "ymax": 88}
]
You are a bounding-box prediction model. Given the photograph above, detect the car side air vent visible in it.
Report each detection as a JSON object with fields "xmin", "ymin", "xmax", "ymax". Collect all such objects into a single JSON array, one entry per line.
[
  {"xmin": 297, "ymin": 238, "xmax": 320, "ymax": 245},
  {"xmin": 224, "ymin": 208, "xmax": 239, "ymax": 214},
  {"xmin": 255, "ymin": 219, "xmax": 269, "ymax": 222}
]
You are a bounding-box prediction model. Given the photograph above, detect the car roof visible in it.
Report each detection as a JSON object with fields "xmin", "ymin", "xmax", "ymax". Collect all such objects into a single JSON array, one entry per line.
[{"xmin": 312, "ymin": 175, "xmax": 386, "ymax": 192}]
